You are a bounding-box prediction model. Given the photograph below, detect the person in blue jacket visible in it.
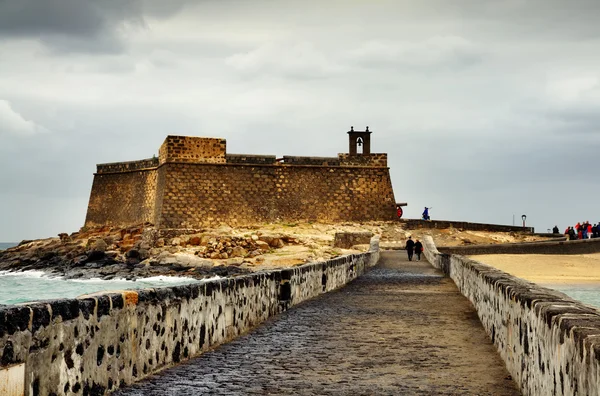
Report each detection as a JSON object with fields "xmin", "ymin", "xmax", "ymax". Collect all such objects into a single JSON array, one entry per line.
[{"xmin": 422, "ymin": 207, "xmax": 430, "ymax": 221}]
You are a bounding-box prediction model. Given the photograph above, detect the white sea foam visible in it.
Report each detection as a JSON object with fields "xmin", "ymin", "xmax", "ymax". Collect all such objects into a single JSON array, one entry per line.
[
  {"xmin": 0, "ymin": 270, "xmax": 61, "ymax": 279},
  {"xmin": 0, "ymin": 270, "xmax": 212, "ymax": 284}
]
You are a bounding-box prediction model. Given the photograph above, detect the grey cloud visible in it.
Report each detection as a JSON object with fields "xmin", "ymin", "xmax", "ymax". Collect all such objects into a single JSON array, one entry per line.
[
  {"xmin": 345, "ymin": 37, "xmax": 484, "ymax": 72},
  {"xmin": 0, "ymin": 0, "xmax": 192, "ymax": 52}
]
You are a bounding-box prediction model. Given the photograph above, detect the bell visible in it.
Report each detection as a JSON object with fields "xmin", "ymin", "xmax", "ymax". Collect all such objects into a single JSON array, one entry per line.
[{"xmin": 357, "ymin": 140, "xmax": 362, "ymax": 147}]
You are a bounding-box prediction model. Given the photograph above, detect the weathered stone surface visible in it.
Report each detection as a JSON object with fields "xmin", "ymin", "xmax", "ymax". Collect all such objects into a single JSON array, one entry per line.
[
  {"xmin": 116, "ymin": 251, "xmax": 518, "ymax": 396},
  {"xmin": 230, "ymin": 246, "xmax": 247, "ymax": 258},
  {"xmin": 333, "ymin": 231, "xmax": 374, "ymax": 249},
  {"xmin": 423, "ymin": 236, "xmax": 600, "ymax": 395},
  {"xmin": 255, "ymin": 241, "xmax": 270, "ymax": 252},
  {"xmin": 0, "ymin": 247, "xmax": 379, "ymax": 395}
]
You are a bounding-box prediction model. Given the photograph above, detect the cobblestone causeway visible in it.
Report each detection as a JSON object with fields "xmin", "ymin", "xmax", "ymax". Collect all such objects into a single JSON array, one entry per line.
[{"xmin": 116, "ymin": 251, "xmax": 520, "ymax": 395}]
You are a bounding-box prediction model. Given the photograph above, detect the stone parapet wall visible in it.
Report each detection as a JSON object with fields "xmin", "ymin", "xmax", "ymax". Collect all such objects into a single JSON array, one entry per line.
[
  {"xmin": 96, "ymin": 158, "xmax": 159, "ymax": 174},
  {"xmin": 338, "ymin": 153, "xmax": 387, "ymax": 167},
  {"xmin": 333, "ymin": 232, "xmax": 374, "ymax": 249},
  {"xmin": 0, "ymin": 242, "xmax": 379, "ymax": 395},
  {"xmin": 281, "ymin": 156, "xmax": 341, "ymax": 166},
  {"xmin": 158, "ymin": 136, "xmax": 226, "ymax": 165},
  {"xmin": 400, "ymin": 219, "xmax": 535, "ymax": 233},
  {"xmin": 437, "ymin": 237, "xmax": 600, "ymax": 256},
  {"xmin": 225, "ymin": 154, "xmax": 277, "ymax": 165},
  {"xmin": 423, "ymin": 236, "xmax": 600, "ymax": 395}
]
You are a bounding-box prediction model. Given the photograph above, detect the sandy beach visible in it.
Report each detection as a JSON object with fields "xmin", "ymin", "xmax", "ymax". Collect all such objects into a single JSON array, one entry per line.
[{"xmin": 471, "ymin": 253, "xmax": 600, "ymax": 285}]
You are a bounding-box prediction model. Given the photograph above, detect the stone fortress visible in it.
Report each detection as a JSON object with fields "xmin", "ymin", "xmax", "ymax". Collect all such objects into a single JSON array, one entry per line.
[{"xmin": 85, "ymin": 127, "xmax": 397, "ymax": 229}]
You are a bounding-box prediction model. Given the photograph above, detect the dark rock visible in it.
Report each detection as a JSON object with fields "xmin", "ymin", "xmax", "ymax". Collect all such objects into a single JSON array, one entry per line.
[
  {"xmin": 87, "ymin": 250, "xmax": 105, "ymax": 262},
  {"xmin": 126, "ymin": 249, "xmax": 140, "ymax": 259}
]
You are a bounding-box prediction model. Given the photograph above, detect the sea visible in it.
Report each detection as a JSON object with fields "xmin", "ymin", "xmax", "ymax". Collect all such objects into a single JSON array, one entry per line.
[
  {"xmin": 0, "ymin": 241, "xmax": 210, "ymax": 305},
  {"xmin": 0, "ymin": 270, "xmax": 208, "ymax": 305},
  {"xmin": 0, "ymin": 242, "xmax": 17, "ymax": 251},
  {"xmin": 546, "ymin": 284, "xmax": 600, "ymax": 310}
]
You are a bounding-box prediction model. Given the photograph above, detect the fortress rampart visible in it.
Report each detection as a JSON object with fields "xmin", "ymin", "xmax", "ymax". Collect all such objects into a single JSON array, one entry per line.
[
  {"xmin": 0, "ymin": 242, "xmax": 379, "ymax": 395},
  {"xmin": 85, "ymin": 129, "xmax": 396, "ymax": 229},
  {"xmin": 423, "ymin": 236, "xmax": 600, "ymax": 395}
]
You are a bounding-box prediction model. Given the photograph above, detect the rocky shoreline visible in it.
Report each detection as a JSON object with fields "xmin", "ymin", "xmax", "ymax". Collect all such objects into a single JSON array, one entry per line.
[{"xmin": 0, "ymin": 224, "xmax": 304, "ymax": 281}]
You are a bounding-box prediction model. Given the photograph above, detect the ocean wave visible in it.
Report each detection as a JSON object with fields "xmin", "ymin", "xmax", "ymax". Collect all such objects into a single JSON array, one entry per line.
[
  {"xmin": 0, "ymin": 270, "xmax": 62, "ymax": 279},
  {"xmin": 0, "ymin": 270, "xmax": 217, "ymax": 284}
]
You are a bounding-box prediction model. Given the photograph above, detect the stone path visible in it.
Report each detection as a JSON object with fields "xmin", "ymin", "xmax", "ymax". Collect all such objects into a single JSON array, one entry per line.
[{"xmin": 116, "ymin": 251, "xmax": 520, "ymax": 395}]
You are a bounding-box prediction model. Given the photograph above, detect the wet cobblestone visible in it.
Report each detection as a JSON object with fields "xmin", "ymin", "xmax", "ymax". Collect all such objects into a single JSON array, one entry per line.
[{"xmin": 116, "ymin": 251, "xmax": 520, "ymax": 395}]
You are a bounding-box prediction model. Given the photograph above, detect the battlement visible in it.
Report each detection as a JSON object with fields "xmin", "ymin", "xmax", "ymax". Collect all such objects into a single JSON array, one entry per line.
[
  {"xmin": 338, "ymin": 153, "xmax": 387, "ymax": 167},
  {"xmin": 158, "ymin": 135, "xmax": 227, "ymax": 164},
  {"xmin": 96, "ymin": 158, "xmax": 159, "ymax": 174},
  {"xmin": 225, "ymin": 154, "xmax": 277, "ymax": 165},
  {"xmin": 85, "ymin": 129, "xmax": 397, "ymax": 229},
  {"xmin": 281, "ymin": 156, "xmax": 341, "ymax": 166}
]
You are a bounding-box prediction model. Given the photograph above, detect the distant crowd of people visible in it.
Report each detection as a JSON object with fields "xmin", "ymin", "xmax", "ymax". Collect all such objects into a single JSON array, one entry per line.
[{"xmin": 560, "ymin": 222, "xmax": 600, "ymax": 240}]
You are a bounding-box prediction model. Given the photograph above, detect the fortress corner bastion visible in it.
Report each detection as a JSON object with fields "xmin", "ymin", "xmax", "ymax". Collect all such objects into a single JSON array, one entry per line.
[{"xmin": 84, "ymin": 128, "xmax": 397, "ymax": 229}]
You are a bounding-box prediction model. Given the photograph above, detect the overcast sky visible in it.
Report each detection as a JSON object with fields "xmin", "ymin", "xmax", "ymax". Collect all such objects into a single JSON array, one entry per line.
[{"xmin": 1, "ymin": 0, "xmax": 600, "ymax": 241}]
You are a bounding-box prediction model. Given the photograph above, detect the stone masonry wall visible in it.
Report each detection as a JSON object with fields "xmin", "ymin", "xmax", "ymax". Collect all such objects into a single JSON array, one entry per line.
[
  {"xmin": 85, "ymin": 135, "xmax": 397, "ymax": 229},
  {"xmin": 282, "ymin": 156, "xmax": 341, "ymax": 166},
  {"xmin": 436, "ymin": 237, "xmax": 600, "ymax": 256},
  {"xmin": 159, "ymin": 136, "xmax": 226, "ymax": 165},
  {"xmin": 400, "ymin": 219, "xmax": 535, "ymax": 233},
  {"xmin": 225, "ymin": 154, "xmax": 277, "ymax": 165},
  {"xmin": 157, "ymin": 163, "xmax": 396, "ymax": 228},
  {"xmin": 85, "ymin": 169, "xmax": 158, "ymax": 228},
  {"xmin": 338, "ymin": 153, "xmax": 387, "ymax": 167},
  {"xmin": 0, "ymin": 242, "xmax": 379, "ymax": 396},
  {"xmin": 423, "ymin": 236, "xmax": 600, "ymax": 396},
  {"xmin": 96, "ymin": 158, "xmax": 159, "ymax": 174}
]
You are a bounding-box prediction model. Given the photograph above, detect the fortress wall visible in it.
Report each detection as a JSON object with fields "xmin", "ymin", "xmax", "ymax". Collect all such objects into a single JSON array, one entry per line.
[
  {"xmin": 225, "ymin": 154, "xmax": 277, "ymax": 165},
  {"xmin": 281, "ymin": 156, "xmax": 341, "ymax": 166},
  {"xmin": 423, "ymin": 236, "xmax": 600, "ymax": 396},
  {"xmin": 85, "ymin": 169, "xmax": 158, "ymax": 228},
  {"xmin": 159, "ymin": 136, "xmax": 226, "ymax": 165},
  {"xmin": 338, "ymin": 153, "xmax": 387, "ymax": 167},
  {"xmin": 157, "ymin": 163, "xmax": 397, "ymax": 228},
  {"xmin": 0, "ymin": 241, "xmax": 379, "ymax": 395},
  {"xmin": 96, "ymin": 158, "xmax": 159, "ymax": 174}
]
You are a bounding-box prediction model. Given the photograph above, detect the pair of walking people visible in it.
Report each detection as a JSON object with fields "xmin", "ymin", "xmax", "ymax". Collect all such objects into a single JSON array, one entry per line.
[{"xmin": 405, "ymin": 236, "xmax": 423, "ymax": 261}]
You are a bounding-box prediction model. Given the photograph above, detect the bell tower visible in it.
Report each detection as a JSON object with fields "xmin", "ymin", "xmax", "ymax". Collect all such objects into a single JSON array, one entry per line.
[{"xmin": 347, "ymin": 126, "xmax": 372, "ymax": 155}]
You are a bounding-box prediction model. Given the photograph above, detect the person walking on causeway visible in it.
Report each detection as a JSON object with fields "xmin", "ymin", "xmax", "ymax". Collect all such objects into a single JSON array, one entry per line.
[
  {"xmin": 414, "ymin": 239, "xmax": 423, "ymax": 261},
  {"xmin": 405, "ymin": 236, "xmax": 415, "ymax": 261}
]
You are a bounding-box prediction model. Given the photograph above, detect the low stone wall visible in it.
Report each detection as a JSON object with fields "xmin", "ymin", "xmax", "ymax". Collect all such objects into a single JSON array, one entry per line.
[
  {"xmin": 438, "ymin": 237, "xmax": 600, "ymax": 256},
  {"xmin": 400, "ymin": 219, "xmax": 534, "ymax": 233},
  {"xmin": 333, "ymin": 232, "xmax": 374, "ymax": 249},
  {"xmin": 423, "ymin": 236, "xmax": 600, "ymax": 395},
  {"xmin": 0, "ymin": 240, "xmax": 379, "ymax": 395}
]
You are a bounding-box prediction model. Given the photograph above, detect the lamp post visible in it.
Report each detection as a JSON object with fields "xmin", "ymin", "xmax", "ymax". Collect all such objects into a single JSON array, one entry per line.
[{"xmin": 522, "ymin": 214, "xmax": 527, "ymax": 229}]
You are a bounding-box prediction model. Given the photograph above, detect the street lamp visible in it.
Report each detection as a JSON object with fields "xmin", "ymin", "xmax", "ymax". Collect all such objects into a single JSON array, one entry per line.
[{"xmin": 522, "ymin": 214, "xmax": 527, "ymax": 229}]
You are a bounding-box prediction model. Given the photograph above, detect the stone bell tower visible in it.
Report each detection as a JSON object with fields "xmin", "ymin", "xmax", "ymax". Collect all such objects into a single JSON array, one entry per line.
[{"xmin": 347, "ymin": 126, "xmax": 372, "ymax": 155}]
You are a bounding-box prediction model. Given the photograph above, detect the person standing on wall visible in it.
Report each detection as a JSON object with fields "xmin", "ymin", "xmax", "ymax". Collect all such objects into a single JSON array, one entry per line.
[
  {"xmin": 553, "ymin": 225, "xmax": 559, "ymax": 234},
  {"xmin": 414, "ymin": 239, "xmax": 423, "ymax": 261},
  {"xmin": 422, "ymin": 207, "xmax": 430, "ymax": 221},
  {"xmin": 405, "ymin": 236, "xmax": 415, "ymax": 261}
]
